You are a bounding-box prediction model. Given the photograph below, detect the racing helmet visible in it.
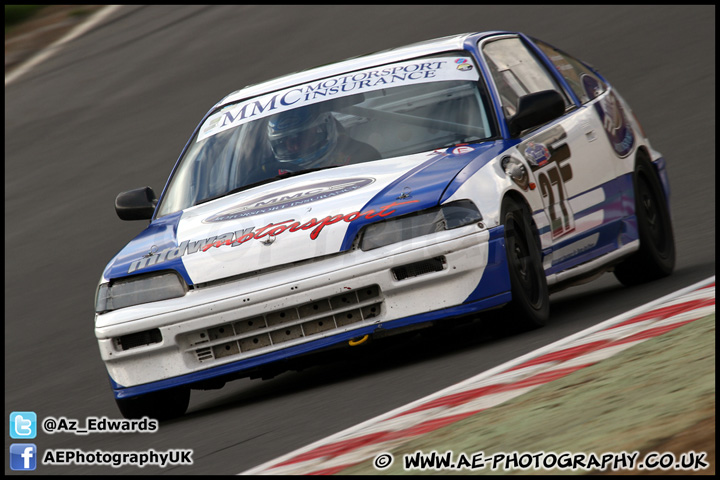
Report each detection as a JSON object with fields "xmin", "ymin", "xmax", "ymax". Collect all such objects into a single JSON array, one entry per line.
[{"xmin": 267, "ymin": 105, "xmax": 338, "ymax": 168}]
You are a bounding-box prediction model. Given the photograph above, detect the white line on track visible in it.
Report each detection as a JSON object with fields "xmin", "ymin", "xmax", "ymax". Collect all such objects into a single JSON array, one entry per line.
[{"xmin": 5, "ymin": 5, "xmax": 123, "ymax": 86}]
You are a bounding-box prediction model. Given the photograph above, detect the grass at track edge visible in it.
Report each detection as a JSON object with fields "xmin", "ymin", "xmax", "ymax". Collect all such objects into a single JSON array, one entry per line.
[{"xmin": 340, "ymin": 313, "xmax": 715, "ymax": 475}]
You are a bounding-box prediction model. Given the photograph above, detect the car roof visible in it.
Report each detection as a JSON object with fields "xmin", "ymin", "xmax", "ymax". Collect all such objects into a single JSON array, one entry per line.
[{"xmin": 216, "ymin": 31, "xmax": 509, "ymax": 108}]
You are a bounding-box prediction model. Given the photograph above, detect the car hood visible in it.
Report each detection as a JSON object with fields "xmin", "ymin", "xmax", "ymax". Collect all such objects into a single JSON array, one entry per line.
[{"xmin": 103, "ymin": 142, "xmax": 508, "ymax": 285}]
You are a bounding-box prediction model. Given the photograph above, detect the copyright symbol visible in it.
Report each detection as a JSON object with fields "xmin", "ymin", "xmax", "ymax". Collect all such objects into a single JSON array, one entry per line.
[
  {"xmin": 373, "ymin": 453, "xmax": 393, "ymax": 470},
  {"xmin": 43, "ymin": 418, "xmax": 56, "ymax": 433}
]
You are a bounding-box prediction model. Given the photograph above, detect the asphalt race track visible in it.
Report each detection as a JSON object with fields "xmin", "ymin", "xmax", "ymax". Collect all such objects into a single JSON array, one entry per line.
[{"xmin": 5, "ymin": 5, "xmax": 715, "ymax": 475}]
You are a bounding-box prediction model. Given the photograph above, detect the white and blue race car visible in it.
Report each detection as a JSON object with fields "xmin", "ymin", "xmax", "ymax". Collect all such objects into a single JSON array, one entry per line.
[{"xmin": 95, "ymin": 31, "xmax": 675, "ymax": 419}]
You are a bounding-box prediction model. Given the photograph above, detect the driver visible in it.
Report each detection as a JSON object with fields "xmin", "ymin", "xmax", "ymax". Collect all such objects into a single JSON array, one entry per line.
[{"xmin": 266, "ymin": 104, "xmax": 379, "ymax": 173}]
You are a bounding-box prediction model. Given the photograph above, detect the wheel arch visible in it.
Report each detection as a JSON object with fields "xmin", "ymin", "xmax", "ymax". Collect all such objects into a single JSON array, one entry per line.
[
  {"xmin": 634, "ymin": 145, "xmax": 654, "ymax": 173},
  {"xmin": 502, "ymin": 188, "xmax": 542, "ymax": 249},
  {"xmin": 634, "ymin": 145, "xmax": 671, "ymax": 210},
  {"xmin": 498, "ymin": 189, "xmax": 550, "ymax": 329},
  {"xmin": 613, "ymin": 144, "xmax": 676, "ymax": 285}
]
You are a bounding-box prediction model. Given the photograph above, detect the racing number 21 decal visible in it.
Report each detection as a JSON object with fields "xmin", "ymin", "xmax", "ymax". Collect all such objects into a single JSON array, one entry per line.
[{"xmin": 520, "ymin": 125, "xmax": 575, "ymax": 239}]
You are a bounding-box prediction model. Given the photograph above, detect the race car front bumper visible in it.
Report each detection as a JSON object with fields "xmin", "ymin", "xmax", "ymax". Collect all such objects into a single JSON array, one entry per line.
[{"xmin": 95, "ymin": 224, "xmax": 510, "ymax": 398}]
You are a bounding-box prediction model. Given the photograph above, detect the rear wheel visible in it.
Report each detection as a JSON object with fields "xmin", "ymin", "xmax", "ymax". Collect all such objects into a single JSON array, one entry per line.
[
  {"xmin": 614, "ymin": 158, "xmax": 675, "ymax": 286},
  {"xmin": 500, "ymin": 197, "xmax": 549, "ymax": 331},
  {"xmin": 115, "ymin": 386, "xmax": 190, "ymax": 421}
]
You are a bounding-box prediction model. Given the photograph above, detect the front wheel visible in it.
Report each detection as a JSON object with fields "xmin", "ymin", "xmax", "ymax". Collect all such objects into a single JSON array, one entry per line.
[
  {"xmin": 614, "ymin": 158, "xmax": 675, "ymax": 286},
  {"xmin": 115, "ymin": 386, "xmax": 190, "ymax": 421},
  {"xmin": 500, "ymin": 197, "xmax": 549, "ymax": 331}
]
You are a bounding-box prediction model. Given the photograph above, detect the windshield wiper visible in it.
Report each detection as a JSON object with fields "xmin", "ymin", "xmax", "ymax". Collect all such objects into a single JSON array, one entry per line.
[
  {"xmin": 273, "ymin": 166, "xmax": 339, "ymax": 179},
  {"xmin": 195, "ymin": 166, "xmax": 339, "ymax": 206}
]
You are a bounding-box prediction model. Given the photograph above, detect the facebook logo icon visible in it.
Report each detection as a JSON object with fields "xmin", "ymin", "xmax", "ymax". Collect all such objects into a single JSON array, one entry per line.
[
  {"xmin": 10, "ymin": 444, "xmax": 37, "ymax": 471},
  {"xmin": 10, "ymin": 412, "xmax": 37, "ymax": 439}
]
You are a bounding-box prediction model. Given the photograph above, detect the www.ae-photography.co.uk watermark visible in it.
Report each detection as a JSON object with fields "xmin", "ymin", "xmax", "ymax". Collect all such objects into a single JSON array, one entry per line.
[{"xmin": 373, "ymin": 450, "xmax": 710, "ymax": 472}]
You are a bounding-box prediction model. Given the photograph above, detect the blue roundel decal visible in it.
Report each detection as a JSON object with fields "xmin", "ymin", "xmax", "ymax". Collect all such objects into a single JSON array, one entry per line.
[
  {"xmin": 203, "ymin": 177, "xmax": 375, "ymax": 223},
  {"xmin": 583, "ymin": 75, "xmax": 635, "ymax": 157},
  {"xmin": 523, "ymin": 142, "xmax": 551, "ymax": 166}
]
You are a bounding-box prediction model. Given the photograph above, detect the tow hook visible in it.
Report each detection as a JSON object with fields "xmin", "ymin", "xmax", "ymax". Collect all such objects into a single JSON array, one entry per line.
[{"xmin": 348, "ymin": 334, "xmax": 369, "ymax": 346}]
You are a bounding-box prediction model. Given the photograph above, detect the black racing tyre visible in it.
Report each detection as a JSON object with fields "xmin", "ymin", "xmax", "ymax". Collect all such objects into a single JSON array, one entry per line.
[
  {"xmin": 115, "ymin": 386, "xmax": 190, "ymax": 421},
  {"xmin": 614, "ymin": 158, "xmax": 675, "ymax": 286},
  {"xmin": 500, "ymin": 196, "xmax": 549, "ymax": 330}
]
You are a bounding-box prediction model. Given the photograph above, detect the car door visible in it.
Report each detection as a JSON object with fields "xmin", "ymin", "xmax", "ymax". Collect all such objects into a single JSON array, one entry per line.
[{"xmin": 480, "ymin": 35, "xmax": 625, "ymax": 276}]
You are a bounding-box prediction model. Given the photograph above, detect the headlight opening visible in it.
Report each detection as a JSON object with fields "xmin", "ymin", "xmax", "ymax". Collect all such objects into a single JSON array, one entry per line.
[
  {"xmin": 360, "ymin": 200, "xmax": 482, "ymax": 251},
  {"xmin": 95, "ymin": 271, "xmax": 187, "ymax": 313}
]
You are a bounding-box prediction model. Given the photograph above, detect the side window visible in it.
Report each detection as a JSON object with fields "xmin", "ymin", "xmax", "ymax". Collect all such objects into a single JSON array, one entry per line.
[
  {"xmin": 482, "ymin": 37, "xmax": 570, "ymax": 119},
  {"xmin": 534, "ymin": 39, "xmax": 607, "ymax": 104}
]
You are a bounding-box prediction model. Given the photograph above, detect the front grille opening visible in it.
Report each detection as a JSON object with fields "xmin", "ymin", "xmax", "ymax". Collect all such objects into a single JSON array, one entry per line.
[
  {"xmin": 234, "ymin": 317, "xmax": 265, "ymax": 334},
  {"xmin": 239, "ymin": 333, "xmax": 272, "ymax": 352},
  {"xmin": 183, "ymin": 285, "xmax": 384, "ymax": 363},
  {"xmin": 213, "ymin": 341, "xmax": 240, "ymax": 359},
  {"xmin": 361, "ymin": 304, "xmax": 381, "ymax": 319},
  {"xmin": 392, "ymin": 256, "xmax": 446, "ymax": 281},
  {"xmin": 302, "ymin": 316, "xmax": 335, "ymax": 335},
  {"xmin": 114, "ymin": 329, "xmax": 162, "ymax": 351}
]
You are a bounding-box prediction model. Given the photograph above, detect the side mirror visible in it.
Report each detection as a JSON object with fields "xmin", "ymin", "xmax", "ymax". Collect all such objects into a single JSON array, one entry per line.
[
  {"xmin": 508, "ymin": 90, "xmax": 566, "ymax": 137},
  {"xmin": 115, "ymin": 187, "xmax": 157, "ymax": 221}
]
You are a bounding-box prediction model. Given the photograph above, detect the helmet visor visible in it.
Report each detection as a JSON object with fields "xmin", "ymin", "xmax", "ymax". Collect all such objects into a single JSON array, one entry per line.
[{"xmin": 271, "ymin": 121, "xmax": 331, "ymax": 163}]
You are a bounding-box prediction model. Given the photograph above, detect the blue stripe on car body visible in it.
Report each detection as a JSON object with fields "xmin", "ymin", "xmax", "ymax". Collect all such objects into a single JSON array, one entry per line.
[
  {"xmin": 340, "ymin": 142, "xmax": 510, "ymax": 251},
  {"xmin": 103, "ymin": 210, "xmax": 192, "ymax": 285}
]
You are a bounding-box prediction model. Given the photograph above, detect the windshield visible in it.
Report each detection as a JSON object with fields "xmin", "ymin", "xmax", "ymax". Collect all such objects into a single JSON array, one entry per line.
[{"xmin": 156, "ymin": 53, "xmax": 496, "ymax": 218}]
